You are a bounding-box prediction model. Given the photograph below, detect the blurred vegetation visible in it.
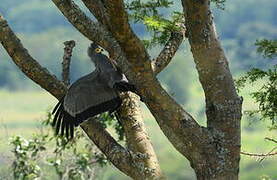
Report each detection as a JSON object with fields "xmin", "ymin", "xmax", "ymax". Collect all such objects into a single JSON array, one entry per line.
[
  {"xmin": 9, "ymin": 113, "xmax": 107, "ymax": 180},
  {"xmin": 236, "ymin": 39, "xmax": 276, "ymax": 128},
  {"xmin": 0, "ymin": 0, "xmax": 276, "ymax": 179}
]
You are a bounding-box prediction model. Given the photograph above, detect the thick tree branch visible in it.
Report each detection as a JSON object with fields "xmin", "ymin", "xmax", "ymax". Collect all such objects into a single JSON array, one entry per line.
[
  {"xmin": 101, "ymin": 0, "xmax": 151, "ymax": 69},
  {"xmin": 80, "ymin": 0, "xmax": 184, "ymax": 77},
  {"xmin": 51, "ymin": 0, "xmax": 111, "ymax": 49},
  {"xmin": 81, "ymin": 119, "xmax": 151, "ymax": 179},
  {"xmin": 94, "ymin": 4, "xmax": 207, "ymax": 157},
  {"xmin": 118, "ymin": 93, "xmax": 164, "ymax": 179},
  {"xmin": 81, "ymin": 0, "xmax": 110, "ymax": 27},
  {"xmin": 140, "ymin": 79, "xmax": 208, "ymax": 159},
  {"xmin": 152, "ymin": 31, "xmax": 184, "ymax": 75}
]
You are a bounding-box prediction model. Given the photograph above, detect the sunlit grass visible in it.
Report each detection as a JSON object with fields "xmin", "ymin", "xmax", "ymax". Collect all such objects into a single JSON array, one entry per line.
[{"xmin": 0, "ymin": 89, "xmax": 56, "ymax": 126}]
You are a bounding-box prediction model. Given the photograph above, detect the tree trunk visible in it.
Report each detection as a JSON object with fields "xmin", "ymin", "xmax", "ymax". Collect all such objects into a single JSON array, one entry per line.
[
  {"xmin": 194, "ymin": 167, "xmax": 239, "ymax": 180},
  {"xmin": 182, "ymin": 0, "xmax": 242, "ymax": 179}
]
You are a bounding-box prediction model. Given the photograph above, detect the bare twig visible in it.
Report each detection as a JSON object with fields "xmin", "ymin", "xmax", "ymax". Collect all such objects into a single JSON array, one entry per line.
[
  {"xmin": 241, "ymin": 147, "xmax": 277, "ymax": 158},
  {"xmin": 62, "ymin": 40, "xmax": 75, "ymax": 86},
  {"xmin": 241, "ymin": 151, "xmax": 277, "ymax": 157},
  {"xmin": 240, "ymin": 137, "xmax": 277, "ymax": 162},
  {"xmin": 152, "ymin": 31, "xmax": 184, "ymax": 75},
  {"xmin": 265, "ymin": 137, "xmax": 277, "ymax": 144}
]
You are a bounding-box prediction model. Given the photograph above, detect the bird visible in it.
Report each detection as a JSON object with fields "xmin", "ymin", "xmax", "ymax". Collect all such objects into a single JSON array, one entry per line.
[{"xmin": 51, "ymin": 42, "xmax": 136, "ymax": 139}]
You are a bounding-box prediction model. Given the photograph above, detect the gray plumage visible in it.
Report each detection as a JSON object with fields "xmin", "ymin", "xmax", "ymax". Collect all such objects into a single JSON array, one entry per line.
[{"xmin": 52, "ymin": 43, "xmax": 136, "ymax": 139}]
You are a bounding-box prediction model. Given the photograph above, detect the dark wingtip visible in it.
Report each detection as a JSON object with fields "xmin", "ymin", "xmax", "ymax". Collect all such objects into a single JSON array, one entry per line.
[
  {"xmin": 74, "ymin": 97, "xmax": 122, "ymax": 126},
  {"xmin": 52, "ymin": 97, "xmax": 75, "ymax": 140},
  {"xmin": 52, "ymin": 99, "xmax": 62, "ymax": 115},
  {"xmin": 51, "ymin": 96, "xmax": 123, "ymax": 140}
]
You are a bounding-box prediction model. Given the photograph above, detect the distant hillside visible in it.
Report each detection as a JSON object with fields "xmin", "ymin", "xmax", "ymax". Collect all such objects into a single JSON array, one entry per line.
[{"xmin": 0, "ymin": 0, "xmax": 276, "ymax": 102}]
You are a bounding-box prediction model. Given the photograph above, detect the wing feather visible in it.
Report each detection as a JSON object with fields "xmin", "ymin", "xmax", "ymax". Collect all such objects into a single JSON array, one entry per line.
[
  {"xmin": 64, "ymin": 71, "xmax": 119, "ymax": 116},
  {"xmin": 52, "ymin": 71, "xmax": 122, "ymax": 139},
  {"xmin": 55, "ymin": 110, "xmax": 63, "ymax": 135}
]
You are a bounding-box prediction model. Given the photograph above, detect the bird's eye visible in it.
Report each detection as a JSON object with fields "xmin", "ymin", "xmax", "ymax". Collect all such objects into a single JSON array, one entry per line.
[{"xmin": 95, "ymin": 48, "xmax": 103, "ymax": 53}]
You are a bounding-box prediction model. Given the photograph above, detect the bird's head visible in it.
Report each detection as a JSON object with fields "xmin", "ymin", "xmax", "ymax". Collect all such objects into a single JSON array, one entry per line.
[{"xmin": 87, "ymin": 42, "xmax": 105, "ymax": 63}]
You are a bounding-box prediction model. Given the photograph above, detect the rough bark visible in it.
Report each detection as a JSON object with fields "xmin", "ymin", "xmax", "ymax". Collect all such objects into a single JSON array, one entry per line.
[
  {"xmin": 152, "ymin": 31, "xmax": 184, "ymax": 75},
  {"xmin": 81, "ymin": 119, "xmax": 153, "ymax": 179},
  {"xmin": 118, "ymin": 93, "xmax": 164, "ymax": 179},
  {"xmin": 181, "ymin": 0, "xmax": 242, "ymax": 179},
  {"xmin": 81, "ymin": 0, "xmax": 111, "ymax": 28}
]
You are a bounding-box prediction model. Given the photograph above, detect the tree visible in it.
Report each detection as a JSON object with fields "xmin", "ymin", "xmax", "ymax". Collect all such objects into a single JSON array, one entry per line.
[{"xmin": 0, "ymin": 0, "xmax": 242, "ymax": 179}]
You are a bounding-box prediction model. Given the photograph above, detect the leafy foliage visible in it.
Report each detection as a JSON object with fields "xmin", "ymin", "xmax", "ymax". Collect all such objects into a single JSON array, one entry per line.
[
  {"xmin": 236, "ymin": 66, "xmax": 277, "ymax": 125},
  {"xmin": 211, "ymin": 0, "xmax": 226, "ymax": 10},
  {"xmin": 236, "ymin": 39, "xmax": 277, "ymax": 127},
  {"xmin": 9, "ymin": 112, "xmax": 108, "ymax": 180},
  {"xmin": 10, "ymin": 135, "xmax": 46, "ymax": 179},
  {"xmin": 255, "ymin": 39, "xmax": 277, "ymax": 59},
  {"xmin": 125, "ymin": 0, "xmax": 184, "ymax": 48},
  {"xmin": 98, "ymin": 113, "xmax": 125, "ymax": 141}
]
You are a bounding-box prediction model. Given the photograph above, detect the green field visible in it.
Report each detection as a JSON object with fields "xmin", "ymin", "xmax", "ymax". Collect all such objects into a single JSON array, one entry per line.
[{"xmin": 0, "ymin": 89, "xmax": 276, "ymax": 180}]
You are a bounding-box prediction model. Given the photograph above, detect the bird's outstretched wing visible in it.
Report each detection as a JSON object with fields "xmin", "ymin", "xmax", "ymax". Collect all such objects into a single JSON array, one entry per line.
[{"xmin": 52, "ymin": 71, "xmax": 122, "ymax": 139}]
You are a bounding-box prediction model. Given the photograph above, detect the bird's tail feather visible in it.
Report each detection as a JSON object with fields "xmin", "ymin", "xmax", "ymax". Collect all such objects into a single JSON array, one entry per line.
[{"xmin": 51, "ymin": 97, "xmax": 75, "ymax": 139}]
